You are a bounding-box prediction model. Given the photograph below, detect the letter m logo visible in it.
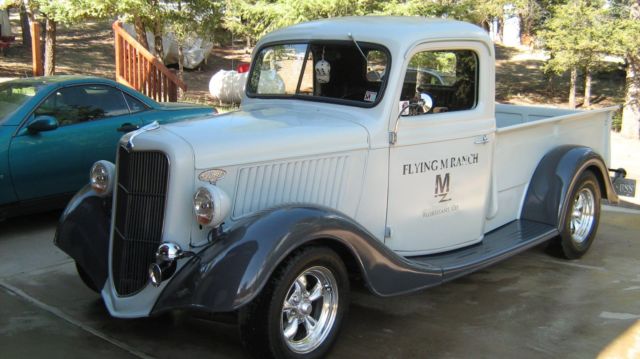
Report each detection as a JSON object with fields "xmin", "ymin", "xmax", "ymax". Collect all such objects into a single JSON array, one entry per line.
[{"xmin": 434, "ymin": 173, "xmax": 451, "ymax": 203}]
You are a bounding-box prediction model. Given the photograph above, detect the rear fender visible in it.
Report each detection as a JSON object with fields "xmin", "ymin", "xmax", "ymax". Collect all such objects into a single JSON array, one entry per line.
[{"xmin": 521, "ymin": 145, "xmax": 618, "ymax": 229}]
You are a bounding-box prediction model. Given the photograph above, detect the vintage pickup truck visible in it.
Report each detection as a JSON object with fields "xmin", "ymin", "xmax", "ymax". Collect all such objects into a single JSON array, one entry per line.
[{"xmin": 56, "ymin": 17, "xmax": 620, "ymax": 359}]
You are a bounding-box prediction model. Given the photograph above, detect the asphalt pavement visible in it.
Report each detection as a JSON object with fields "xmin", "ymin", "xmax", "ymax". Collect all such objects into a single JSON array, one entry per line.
[{"xmin": 1, "ymin": 207, "xmax": 639, "ymax": 359}]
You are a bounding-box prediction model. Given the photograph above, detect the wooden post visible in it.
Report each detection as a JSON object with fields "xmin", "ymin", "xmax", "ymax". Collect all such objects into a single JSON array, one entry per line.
[
  {"xmin": 114, "ymin": 31, "xmax": 122, "ymax": 81},
  {"xmin": 30, "ymin": 21, "xmax": 43, "ymax": 76}
]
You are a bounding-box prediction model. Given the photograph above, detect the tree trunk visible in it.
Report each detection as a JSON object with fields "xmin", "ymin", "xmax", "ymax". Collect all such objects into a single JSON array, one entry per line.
[
  {"xmin": 153, "ymin": 19, "xmax": 164, "ymax": 62},
  {"xmin": 133, "ymin": 16, "xmax": 149, "ymax": 50},
  {"xmin": 44, "ymin": 18, "xmax": 56, "ymax": 76},
  {"xmin": 621, "ymin": 54, "xmax": 640, "ymax": 139},
  {"xmin": 584, "ymin": 66, "xmax": 591, "ymax": 108},
  {"xmin": 481, "ymin": 19, "xmax": 490, "ymax": 32},
  {"xmin": 569, "ymin": 67, "xmax": 577, "ymax": 109},
  {"xmin": 19, "ymin": 4, "xmax": 31, "ymax": 46},
  {"xmin": 23, "ymin": 0, "xmax": 35, "ymax": 21},
  {"xmin": 177, "ymin": 44, "xmax": 184, "ymax": 98}
]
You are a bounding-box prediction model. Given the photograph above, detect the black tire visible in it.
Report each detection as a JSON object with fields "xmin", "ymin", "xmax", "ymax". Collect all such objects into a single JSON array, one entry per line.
[
  {"xmin": 239, "ymin": 246, "xmax": 349, "ymax": 359},
  {"xmin": 557, "ymin": 170, "xmax": 601, "ymax": 259},
  {"xmin": 75, "ymin": 262, "xmax": 100, "ymax": 293}
]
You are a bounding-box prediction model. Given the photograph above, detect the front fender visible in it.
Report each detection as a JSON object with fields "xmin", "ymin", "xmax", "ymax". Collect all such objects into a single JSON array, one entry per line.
[
  {"xmin": 521, "ymin": 145, "xmax": 618, "ymax": 229},
  {"xmin": 54, "ymin": 184, "xmax": 111, "ymax": 291},
  {"xmin": 152, "ymin": 206, "xmax": 442, "ymax": 314}
]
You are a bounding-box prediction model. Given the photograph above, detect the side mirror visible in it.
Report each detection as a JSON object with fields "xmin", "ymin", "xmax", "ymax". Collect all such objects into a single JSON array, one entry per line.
[
  {"xmin": 28, "ymin": 116, "xmax": 59, "ymax": 134},
  {"xmin": 391, "ymin": 93, "xmax": 435, "ymax": 145},
  {"xmin": 419, "ymin": 93, "xmax": 433, "ymax": 113}
]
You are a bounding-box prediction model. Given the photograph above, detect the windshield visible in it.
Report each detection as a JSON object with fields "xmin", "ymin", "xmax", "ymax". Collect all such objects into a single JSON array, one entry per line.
[
  {"xmin": 0, "ymin": 82, "xmax": 42, "ymax": 123},
  {"xmin": 247, "ymin": 42, "xmax": 390, "ymax": 106}
]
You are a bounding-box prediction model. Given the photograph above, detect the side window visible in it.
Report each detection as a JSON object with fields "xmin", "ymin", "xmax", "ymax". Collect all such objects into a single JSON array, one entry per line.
[
  {"xmin": 400, "ymin": 49, "xmax": 477, "ymax": 115},
  {"xmin": 34, "ymin": 85, "xmax": 129, "ymax": 127},
  {"xmin": 124, "ymin": 93, "xmax": 147, "ymax": 113}
]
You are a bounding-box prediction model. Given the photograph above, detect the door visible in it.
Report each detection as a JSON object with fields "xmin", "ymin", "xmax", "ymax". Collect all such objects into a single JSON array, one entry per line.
[
  {"xmin": 386, "ymin": 44, "xmax": 495, "ymax": 256},
  {"xmin": 9, "ymin": 84, "xmax": 142, "ymax": 201}
]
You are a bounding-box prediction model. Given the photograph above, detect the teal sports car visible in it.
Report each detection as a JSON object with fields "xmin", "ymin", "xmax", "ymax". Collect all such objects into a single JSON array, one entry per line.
[{"xmin": 0, "ymin": 75, "xmax": 216, "ymax": 218}]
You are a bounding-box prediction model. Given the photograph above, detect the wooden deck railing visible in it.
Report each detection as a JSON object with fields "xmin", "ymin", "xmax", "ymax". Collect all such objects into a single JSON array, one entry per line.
[{"xmin": 113, "ymin": 21, "xmax": 186, "ymax": 102}]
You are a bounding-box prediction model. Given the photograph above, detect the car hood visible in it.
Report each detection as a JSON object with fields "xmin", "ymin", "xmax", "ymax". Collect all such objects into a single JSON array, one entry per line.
[{"xmin": 163, "ymin": 106, "xmax": 370, "ymax": 169}]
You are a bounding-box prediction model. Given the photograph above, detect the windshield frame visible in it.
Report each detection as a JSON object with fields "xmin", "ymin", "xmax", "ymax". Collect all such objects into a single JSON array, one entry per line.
[{"xmin": 246, "ymin": 40, "xmax": 392, "ymax": 109}]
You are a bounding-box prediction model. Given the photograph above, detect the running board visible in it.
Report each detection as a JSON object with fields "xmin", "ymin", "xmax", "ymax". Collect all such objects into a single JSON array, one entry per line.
[{"xmin": 407, "ymin": 220, "xmax": 558, "ymax": 283}]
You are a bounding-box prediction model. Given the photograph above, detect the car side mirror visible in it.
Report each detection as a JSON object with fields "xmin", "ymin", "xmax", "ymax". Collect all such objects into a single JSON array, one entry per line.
[
  {"xmin": 391, "ymin": 93, "xmax": 435, "ymax": 145},
  {"xmin": 419, "ymin": 93, "xmax": 433, "ymax": 113},
  {"xmin": 28, "ymin": 116, "xmax": 59, "ymax": 134}
]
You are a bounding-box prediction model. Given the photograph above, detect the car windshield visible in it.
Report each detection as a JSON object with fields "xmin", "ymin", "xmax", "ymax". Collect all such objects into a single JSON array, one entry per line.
[
  {"xmin": 0, "ymin": 82, "xmax": 43, "ymax": 123},
  {"xmin": 247, "ymin": 42, "xmax": 390, "ymax": 106}
]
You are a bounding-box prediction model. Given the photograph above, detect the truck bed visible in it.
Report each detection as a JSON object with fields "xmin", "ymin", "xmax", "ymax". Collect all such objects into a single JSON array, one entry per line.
[{"xmin": 487, "ymin": 104, "xmax": 616, "ymax": 232}]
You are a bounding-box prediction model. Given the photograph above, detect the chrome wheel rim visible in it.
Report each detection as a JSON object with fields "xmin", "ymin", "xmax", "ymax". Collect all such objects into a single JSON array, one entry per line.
[
  {"xmin": 570, "ymin": 188, "xmax": 595, "ymax": 244},
  {"xmin": 280, "ymin": 266, "xmax": 339, "ymax": 354}
]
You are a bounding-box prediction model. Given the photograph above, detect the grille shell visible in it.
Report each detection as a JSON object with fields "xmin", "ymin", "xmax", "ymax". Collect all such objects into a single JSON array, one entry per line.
[{"xmin": 112, "ymin": 147, "xmax": 169, "ymax": 296}]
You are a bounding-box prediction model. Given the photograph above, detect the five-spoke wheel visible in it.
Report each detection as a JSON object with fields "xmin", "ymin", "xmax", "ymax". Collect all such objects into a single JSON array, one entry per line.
[
  {"xmin": 281, "ymin": 266, "xmax": 339, "ymax": 354},
  {"xmin": 558, "ymin": 170, "xmax": 601, "ymax": 259},
  {"xmin": 239, "ymin": 246, "xmax": 349, "ymax": 359}
]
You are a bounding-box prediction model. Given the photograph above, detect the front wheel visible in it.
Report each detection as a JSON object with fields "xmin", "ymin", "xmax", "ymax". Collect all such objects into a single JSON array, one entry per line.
[
  {"xmin": 76, "ymin": 262, "xmax": 100, "ymax": 293},
  {"xmin": 557, "ymin": 170, "xmax": 601, "ymax": 259},
  {"xmin": 239, "ymin": 246, "xmax": 349, "ymax": 359}
]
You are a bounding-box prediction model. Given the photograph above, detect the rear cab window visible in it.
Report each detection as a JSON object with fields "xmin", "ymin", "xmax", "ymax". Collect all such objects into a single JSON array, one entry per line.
[{"xmin": 247, "ymin": 41, "xmax": 391, "ymax": 107}]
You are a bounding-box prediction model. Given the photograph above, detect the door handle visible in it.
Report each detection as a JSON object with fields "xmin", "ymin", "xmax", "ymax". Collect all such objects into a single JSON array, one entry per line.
[
  {"xmin": 117, "ymin": 123, "xmax": 140, "ymax": 132},
  {"xmin": 474, "ymin": 135, "xmax": 490, "ymax": 144}
]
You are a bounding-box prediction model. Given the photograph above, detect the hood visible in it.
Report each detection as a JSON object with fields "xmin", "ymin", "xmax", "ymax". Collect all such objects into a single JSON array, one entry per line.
[{"xmin": 163, "ymin": 106, "xmax": 370, "ymax": 168}]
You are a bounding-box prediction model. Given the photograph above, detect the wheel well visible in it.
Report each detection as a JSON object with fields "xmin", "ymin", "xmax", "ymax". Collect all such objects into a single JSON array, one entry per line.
[
  {"xmin": 584, "ymin": 166, "xmax": 608, "ymax": 200},
  {"xmin": 278, "ymin": 238, "xmax": 366, "ymax": 289}
]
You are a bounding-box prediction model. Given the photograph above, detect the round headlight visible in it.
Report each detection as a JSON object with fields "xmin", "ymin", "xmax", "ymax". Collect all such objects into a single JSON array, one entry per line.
[
  {"xmin": 194, "ymin": 187, "xmax": 214, "ymax": 225},
  {"xmin": 193, "ymin": 185, "xmax": 230, "ymax": 228},
  {"xmin": 90, "ymin": 160, "xmax": 115, "ymax": 196}
]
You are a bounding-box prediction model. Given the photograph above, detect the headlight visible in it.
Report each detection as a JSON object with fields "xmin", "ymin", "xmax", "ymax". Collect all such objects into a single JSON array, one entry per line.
[
  {"xmin": 90, "ymin": 160, "xmax": 115, "ymax": 196},
  {"xmin": 193, "ymin": 185, "xmax": 230, "ymax": 227}
]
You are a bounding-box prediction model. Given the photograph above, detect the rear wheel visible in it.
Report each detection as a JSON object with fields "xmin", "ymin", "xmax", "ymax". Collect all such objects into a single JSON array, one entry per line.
[
  {"xmin": 239, "ymin": 246, "xmax": 349, "ymax": 359},
  {"xmin": 558, "ymin": 171, "xmax": 601, "ymax": 259}
]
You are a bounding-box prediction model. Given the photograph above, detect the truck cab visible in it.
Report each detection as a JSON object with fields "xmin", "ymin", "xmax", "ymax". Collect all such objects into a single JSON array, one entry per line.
[{"xmin": 55, "ymin": 17, "xmax": 619, "ymax": 359}]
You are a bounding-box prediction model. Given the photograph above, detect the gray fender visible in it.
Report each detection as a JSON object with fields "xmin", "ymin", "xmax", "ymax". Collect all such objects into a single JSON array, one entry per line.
[
  {"xmin": 521, "ymin": 145, "xmax": 618, "ymax": 229},
  {"xmin": 54, "ymin": 184, "xmax": 111, "ymax": 291},
  {"xmin": 152, "ymin": 206, "xmax": 442, "ymax": 314}
]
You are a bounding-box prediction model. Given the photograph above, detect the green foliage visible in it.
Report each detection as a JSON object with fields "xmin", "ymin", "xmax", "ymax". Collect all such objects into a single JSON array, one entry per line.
[
  {"xmin": 33, "ymin": 0, "xmax": 113, "ymax": 23},
  {"xmin": 380, "ymin": 0, "xmax": 472, "ymax": 19},
  {"xmin": 539, "ymin": 0, "xmax": 611, "ymax": 75},
  {"xmin": 164, "ymin": 0, "xmax": 222, "ymax": 43},
  {"xmin": 223, "ymin": 0, "xmax": 383, "ymax": 43},
  {"xmin": 607, "ymin": 0, "xmax": 640, "ymax": 58},
  {"xmin": 612, "ymin": 108, "xmax": 623, "ymax": 132}
]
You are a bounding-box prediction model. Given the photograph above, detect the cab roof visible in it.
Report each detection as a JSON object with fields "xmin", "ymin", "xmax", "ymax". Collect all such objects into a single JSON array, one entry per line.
[{"xmin": 258, "ymin": 16, "xmax": 493, "ymax": 57}]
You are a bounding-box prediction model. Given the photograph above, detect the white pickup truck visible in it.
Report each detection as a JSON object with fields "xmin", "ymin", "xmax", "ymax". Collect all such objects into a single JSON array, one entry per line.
[{"xmin": 56, "ymin": 16, "xmax": 620, "ymax": 359}]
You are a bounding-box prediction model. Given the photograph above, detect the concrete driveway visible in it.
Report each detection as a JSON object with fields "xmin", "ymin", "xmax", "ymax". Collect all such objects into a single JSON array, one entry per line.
[{"xmin": 1, "ymin": 207, "xmax": 639, "ymax": 359}]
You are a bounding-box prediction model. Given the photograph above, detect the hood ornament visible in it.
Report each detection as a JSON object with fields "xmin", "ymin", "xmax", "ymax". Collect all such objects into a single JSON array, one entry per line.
[{"xmin": 121, "ymin": 121, "xmax": 161, "ymax": 150}]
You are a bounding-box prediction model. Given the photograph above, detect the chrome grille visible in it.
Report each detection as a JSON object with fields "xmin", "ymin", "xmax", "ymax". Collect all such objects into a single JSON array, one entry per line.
[{"xmin": 112, "ymin": 147, "xmax": 169, "ymax": 296}]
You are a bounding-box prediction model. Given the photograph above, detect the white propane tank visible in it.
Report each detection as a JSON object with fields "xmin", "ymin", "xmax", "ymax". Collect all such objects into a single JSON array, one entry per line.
[{"xmin": 208, "ymin": 70, "xmax": 248, "ymax": 104}]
